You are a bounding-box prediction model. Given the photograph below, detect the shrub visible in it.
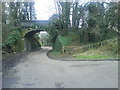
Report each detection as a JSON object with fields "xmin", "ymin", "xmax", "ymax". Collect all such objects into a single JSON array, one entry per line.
[
  {"xmin": 3, "ymin": 30, "xmax": 21, "ymax": 53},
  {"xmin": 101, "ymin": 38, "xmax": 118, "ymax": 53}
]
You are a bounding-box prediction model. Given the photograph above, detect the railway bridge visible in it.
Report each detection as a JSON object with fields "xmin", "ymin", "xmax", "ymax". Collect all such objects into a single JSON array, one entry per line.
[{"xmin": 21, "ymin": 20, "xmax": 49, "ymax": 51}]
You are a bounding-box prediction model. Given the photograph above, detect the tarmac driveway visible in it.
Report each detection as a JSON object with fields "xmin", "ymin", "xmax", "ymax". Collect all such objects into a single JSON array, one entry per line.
[{"xmin": 2, "ymin": 47, "xmax": 118, "ymax": 88}]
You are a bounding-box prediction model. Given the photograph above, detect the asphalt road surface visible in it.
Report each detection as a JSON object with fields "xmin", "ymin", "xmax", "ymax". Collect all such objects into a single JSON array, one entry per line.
[{"xmin": 3, "ymin": 47, "xmax": 118, "ymax": 88}]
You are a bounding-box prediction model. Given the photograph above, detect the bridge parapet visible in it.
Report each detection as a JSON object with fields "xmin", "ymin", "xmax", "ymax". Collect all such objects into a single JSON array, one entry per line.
[{"xmin": 21, "ymin": 20, "xmax": 48, "ymax": 28}]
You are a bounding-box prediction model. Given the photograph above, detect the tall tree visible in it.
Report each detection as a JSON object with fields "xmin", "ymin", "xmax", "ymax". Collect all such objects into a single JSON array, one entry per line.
[{"xmin": 56, "ymin": 1, "xmax": 71, "ymax": 34}]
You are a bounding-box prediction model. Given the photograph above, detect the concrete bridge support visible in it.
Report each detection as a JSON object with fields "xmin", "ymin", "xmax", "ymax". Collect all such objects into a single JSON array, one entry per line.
[
  {"xmin": 24, "ymin": 37, "xmax": 32, "ymax": 51},
  {"xmin": 24, "ymin": 36, "xmax": 41, "ymax": 51},
  {"xmin": 24, "ymin": 30, "xmax": 44, "ymax": 51}
]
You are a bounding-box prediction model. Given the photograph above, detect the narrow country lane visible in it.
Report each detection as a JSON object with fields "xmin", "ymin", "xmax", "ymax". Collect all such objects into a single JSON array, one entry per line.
[{"xmin": 3, "ymin": 47, "xmax": 118, "ymax": 88}]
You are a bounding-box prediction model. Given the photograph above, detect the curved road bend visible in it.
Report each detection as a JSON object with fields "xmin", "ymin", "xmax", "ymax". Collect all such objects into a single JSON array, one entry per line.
[{"xmin": 3, "ymin": 47, "xmax": 118, "ymax": 88}]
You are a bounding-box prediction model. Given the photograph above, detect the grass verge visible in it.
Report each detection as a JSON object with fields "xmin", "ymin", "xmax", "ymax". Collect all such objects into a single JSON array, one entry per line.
[
  {"xmin": 73, "ymin": 48, "xmax": 118, "ymax": 60},
  {"xmin": 49, "ymin": 37, "xmax": 118, "ymax": 60}
]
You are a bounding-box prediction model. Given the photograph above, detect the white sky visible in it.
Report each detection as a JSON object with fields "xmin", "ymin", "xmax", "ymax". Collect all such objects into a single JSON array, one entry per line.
[
  {"xmin": 34, "ymin": 0, "xmax": 115, "ymax": 20},
  {"xmin": 35, "ymin": 0, "xmax": 56, "ymax": 20},
  {"xmin": 34, "ymin": 0, "xmax": 92, "ymax": 20}
]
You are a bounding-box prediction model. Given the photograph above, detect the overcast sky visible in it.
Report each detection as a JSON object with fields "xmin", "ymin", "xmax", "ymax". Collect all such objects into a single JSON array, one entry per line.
[
  {"xmin": 35, "ymin": 0, "xmax": 56, "ymax": 20},
  {"xmin": 34, "ymin": 0, "xmax": 93, "ymax": 20},
  {"xmin": 34, "ymin": 0, "xmax": 114, "ymax": 20}
]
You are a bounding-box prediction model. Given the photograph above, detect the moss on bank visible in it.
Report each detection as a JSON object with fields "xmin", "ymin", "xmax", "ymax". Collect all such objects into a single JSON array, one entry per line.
[{"xmin": 53, "ymin": 31, "xmax": 80, "ymax": 52}]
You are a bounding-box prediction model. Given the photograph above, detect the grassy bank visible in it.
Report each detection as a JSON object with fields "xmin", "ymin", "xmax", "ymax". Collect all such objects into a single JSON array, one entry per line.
[
  {"xmin": 73, "ymin": 48, "xmax": 118, "ymax": 60},
  {"xmin": 49, "ymin": 37, "xmax": 118, "ymax": 60},
  {"xmin": 53, "ymin": 31, "xmax": 80, "ymax": 52}
]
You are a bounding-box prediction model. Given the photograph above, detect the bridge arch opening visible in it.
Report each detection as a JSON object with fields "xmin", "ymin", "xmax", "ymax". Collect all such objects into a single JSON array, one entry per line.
[
  {"xmin": 39, "ymin": 31, "xmax": 51, "ymax": 47},
  {"xmin": 24, "ymin": 30, "xmax": 51, "ymax": 51}
]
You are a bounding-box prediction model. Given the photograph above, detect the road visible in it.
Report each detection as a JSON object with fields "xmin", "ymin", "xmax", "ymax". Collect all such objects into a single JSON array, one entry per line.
[{"xmin": 3, "ymin": 47, "xmax": 118, "ymax": 88}]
